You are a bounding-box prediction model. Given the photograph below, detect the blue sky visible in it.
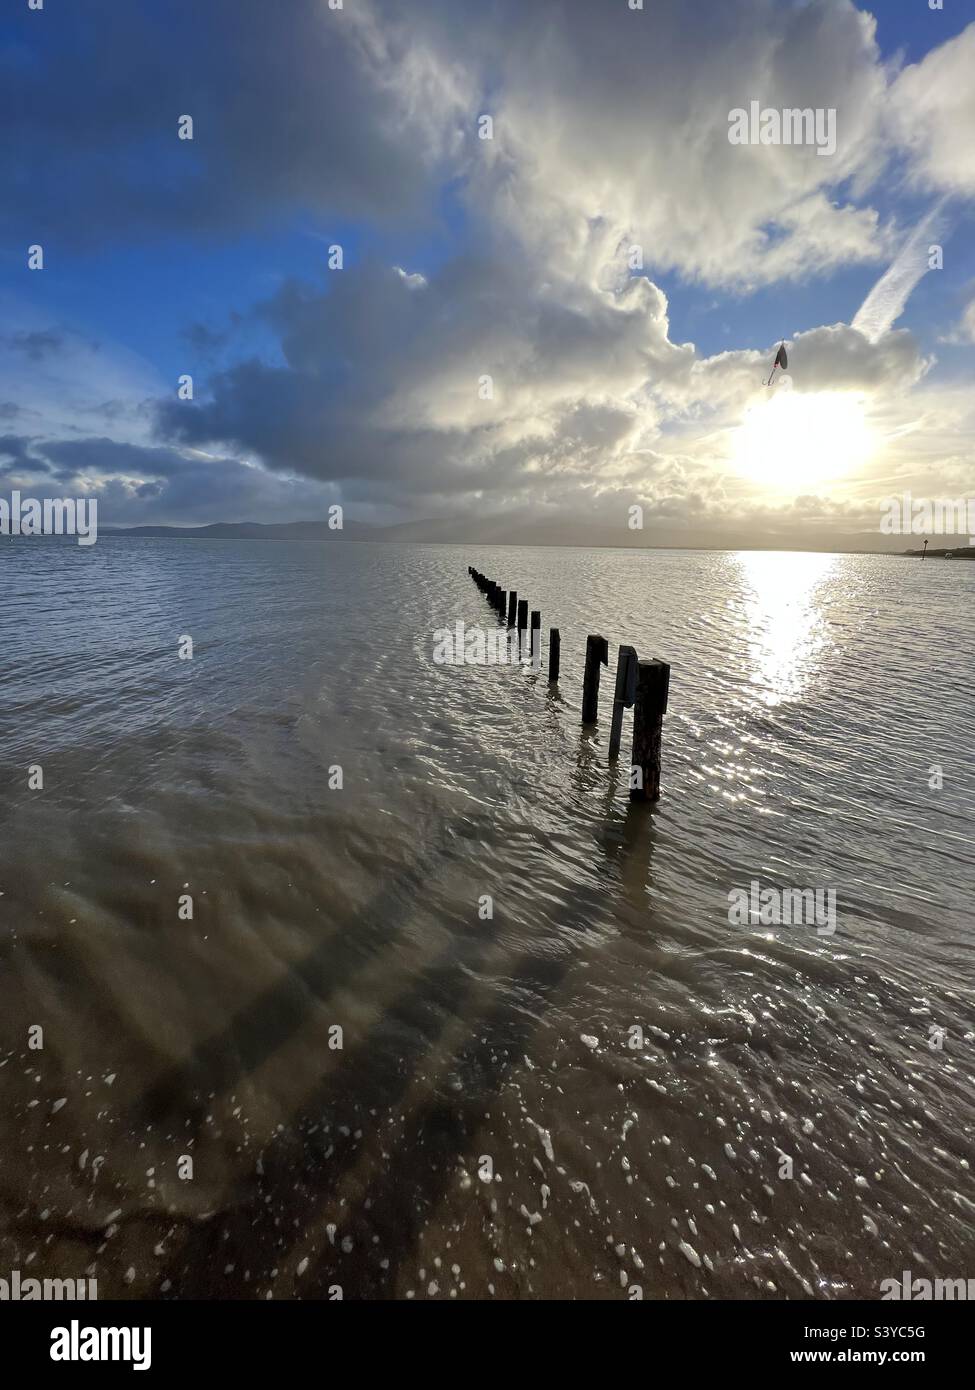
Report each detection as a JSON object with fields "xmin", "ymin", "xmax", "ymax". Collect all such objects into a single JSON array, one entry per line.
[{"xmin": 1, "ymin": 0, "xmax": 973, "ymax": 545}]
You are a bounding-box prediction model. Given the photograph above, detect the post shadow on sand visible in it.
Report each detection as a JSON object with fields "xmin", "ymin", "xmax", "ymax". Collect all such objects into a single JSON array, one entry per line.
[
  {"xmin": 295, "ymin": 800, "xmax": 661, "ymax": 1297},
  {"xmin": 127, "ymin": 632, "xmax": 666, "ymax": 1297},
  {"xmin": 139, "ymin": 780, "xmax": 630, "ymax": 1297},
  {"xmin": 128, "ymin": 814, "xmax": 501, "ymax": 1132},
  {"xmin": 152, "ymin": 892, "xmax": 611, "ymax": 1298}
]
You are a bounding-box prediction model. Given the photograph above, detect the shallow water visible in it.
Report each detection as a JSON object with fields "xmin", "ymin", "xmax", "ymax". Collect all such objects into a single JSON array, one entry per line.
[{"xmin": 1, "ymin": 537, "xmax": 973, "ymax": 1299}]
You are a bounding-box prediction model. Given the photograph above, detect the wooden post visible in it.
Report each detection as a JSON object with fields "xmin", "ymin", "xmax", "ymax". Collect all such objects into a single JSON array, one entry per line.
[
  {"xmin": 581, "ymin": 634, "xmax": 609, "ymax": 723},
  {"xmin": 517, "ymin": 598, "xmax": 528, "ymax": 643},
  {"xmin": 608, "ymin": 644, "xmax": 638, "ymax": 761},
  {"xmin": 629, "ymin": 659, "xmax": 670, "ymax": 801},
  {"xmin": 548, "ymin": 628, "xmax": 560, "ymax": 682},
  {"xmin": 507, "ymin": 590, "xmax": 518, "ymax": 627},
  {"xmin": 497, "ymin": 589, "xmax": 507, "ymax": 620},
  {"xmin": 530, "ymin": 610, "xmax": 541, "ymax": 669}
]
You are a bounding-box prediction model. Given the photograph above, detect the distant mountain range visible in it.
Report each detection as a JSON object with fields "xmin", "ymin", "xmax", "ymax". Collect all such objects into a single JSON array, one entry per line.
[
  {"xmin": 100, "ymin": 517, "xmax": 929, "ymax": 553},
  {"xmin": 103, "ymin": 520, "xmax": 379, "ymax": 541}
]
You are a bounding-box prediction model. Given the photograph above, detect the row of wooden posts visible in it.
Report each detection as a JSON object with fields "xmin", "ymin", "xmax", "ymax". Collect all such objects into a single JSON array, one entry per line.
[{"xmin": 467, "ymin": 566, "xmax": 670, "ymax": 802}]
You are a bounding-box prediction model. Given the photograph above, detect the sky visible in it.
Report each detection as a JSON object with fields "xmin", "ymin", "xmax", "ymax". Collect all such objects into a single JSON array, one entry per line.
[{"xmin": 1, "ymin": 0, "xmax": 974, "ymax": 549}]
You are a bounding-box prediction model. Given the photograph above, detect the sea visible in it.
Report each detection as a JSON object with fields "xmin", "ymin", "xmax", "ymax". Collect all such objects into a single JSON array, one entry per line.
[{"xmin": 0, "ymin": 537, "xmax": 972, "ymax": 1298}]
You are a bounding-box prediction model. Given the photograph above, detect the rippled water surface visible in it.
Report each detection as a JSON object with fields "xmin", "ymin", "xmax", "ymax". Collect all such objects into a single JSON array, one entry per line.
[{"xmin": 1, "ymin": 538, "xmax": 973, "ymax": 1299}]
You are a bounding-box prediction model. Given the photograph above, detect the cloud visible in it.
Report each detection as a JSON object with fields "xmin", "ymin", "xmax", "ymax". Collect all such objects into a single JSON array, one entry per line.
[
  {"xmin": 0, "ymin": 433, "xmax": 44, "ymax": 471},
  {"xmin": 151, "ymin": 240, "xmax": 932, "ymax": 530},
  {"xmin": 0, "ymin": 311, "xmax": 162, "ymax": 445},
  {"xmin": 852, "ymin": 202, "xmax": 947, "ymax": 342},
  {"xmin": 0, "ymin": 0, "xmax": 455, "ymax": 247},
  {"xmin": 0, "ymin": 0, "xmax": 901, "ymax": 283},
  {"xmin": 888, "ymin": 24, "xmax": 975, "ymax": 197},
  {"xmin": 4, "ymin": 330, "xmax": 66, "ymax": 361},
  {"xmin": 154, "ymin": 255, "xmax": 698, "ymax": 508},
  {"xmin": 0, "ymin": 435, "xmax": 338, "ymax": 526},
  {"xmin": 380, "ymin": 0, "xmax": 894, "ymax": 291},
  {"xmin": 941, "ymin": 296, "xmax": 975, "ymax": 346}
]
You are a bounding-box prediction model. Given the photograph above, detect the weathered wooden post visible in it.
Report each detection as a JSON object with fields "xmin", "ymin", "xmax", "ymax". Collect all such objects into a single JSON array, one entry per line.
[
  {"xmin": 530, "ymin": 610, "xmax": 541, "ymax": 669},
  {"xmin": 581, "ymin": 634, "xmax": 609, "ymax": 723},
  {"xmin": 629, "ymin": 658, "xmax": 670, "ymax": 801},
  {"xmin": 497, "ymin": 589, "xmax": 508, "ymax": 620},
  {"xmin": 548, "ymin": 628, "xmax": 560, "ymax": 682},
  {"xmin": 608, "ymin": 644, "xmax": 639, "ymax": 761},
  {"xmin": 507, "ymin": 590, "xmax": 518, "ymax": 627},
  {"xmin": 517, "ymin": 598, "xmax": 528, "ymax": 645}
]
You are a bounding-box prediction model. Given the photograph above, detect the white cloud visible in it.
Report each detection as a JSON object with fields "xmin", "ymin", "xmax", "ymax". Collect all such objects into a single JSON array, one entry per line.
[
  {"xmin": 889, "ymin": 24, "xmax": 975, "ymax": 197},
  {"xmin": 852, "ymin": 202, "xmax": 947, "ymax": 342}
]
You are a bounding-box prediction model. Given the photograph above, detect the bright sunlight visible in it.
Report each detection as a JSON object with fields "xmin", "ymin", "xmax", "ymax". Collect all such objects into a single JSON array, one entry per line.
[{"xmin": 730, "ymin": 389, "xmax": 875, "ymax": 490}]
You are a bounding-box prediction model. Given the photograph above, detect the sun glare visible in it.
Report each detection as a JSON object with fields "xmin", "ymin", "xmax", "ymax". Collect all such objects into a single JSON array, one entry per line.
[{"xmin": 731, "ymin": 390, "xmax": 874, "ymax": 490}]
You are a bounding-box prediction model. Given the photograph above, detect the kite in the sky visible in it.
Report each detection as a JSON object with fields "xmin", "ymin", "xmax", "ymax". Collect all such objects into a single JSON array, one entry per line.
[{"xmin": 764, "ymin": 342, "xmax": 788, "ymax": 386}]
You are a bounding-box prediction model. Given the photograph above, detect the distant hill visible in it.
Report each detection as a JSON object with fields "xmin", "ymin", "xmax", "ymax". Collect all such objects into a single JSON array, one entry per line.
[
  {"xmin": 101, "ymin": 520, "xmax": 378, "ymax": 540},
  {"xmin": 904, "ymin": 546, "xmax": 975, "ymax": 559},
  {"xmin": 100, "ymin": 517, "xmax": 929, "ymax": 553}
]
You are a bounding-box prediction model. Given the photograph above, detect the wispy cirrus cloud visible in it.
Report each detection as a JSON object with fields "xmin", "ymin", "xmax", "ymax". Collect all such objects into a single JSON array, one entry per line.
[{"xmin": 852, "ymin": 201, "xmax": 948, "ymax": 343}]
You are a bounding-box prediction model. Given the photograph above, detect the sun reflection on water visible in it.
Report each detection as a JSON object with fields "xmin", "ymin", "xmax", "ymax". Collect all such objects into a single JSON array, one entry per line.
[{"xmin": 734, "ymin": 551, "xmax": 837, "ymax": 706}]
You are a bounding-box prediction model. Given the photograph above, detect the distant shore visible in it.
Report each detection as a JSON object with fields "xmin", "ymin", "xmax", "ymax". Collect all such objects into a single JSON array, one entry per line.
[
  {"xmin": 89, "ymin": 519, "xmax": 958, "ymax": 557},
  {"xmin": 904, "ymin": 547, "xmax": 975, "ymax": 559}
]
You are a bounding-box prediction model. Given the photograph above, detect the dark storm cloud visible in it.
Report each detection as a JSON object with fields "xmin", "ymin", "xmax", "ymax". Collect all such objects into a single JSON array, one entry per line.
[
  {"xmin": 154, "ymin": 255, "xmax": 693, "ymax": 508},
  {"xmin": 181, "ymin": 321, "xmax": 233, "ymax": 357},
  {"xmin": 0, "ymin": 433, "xmax": 45, "ymax": 469},
  {"xmin": 40, "ymin": 438, "xmax": 196, "ymax": 479},
  {"xmin": 0, "ymin": 0, "xmax": 449, "ymax": 247},
  {"xmin": 0, "ymin": 435, "xmax": 337, "ymax": 526}
]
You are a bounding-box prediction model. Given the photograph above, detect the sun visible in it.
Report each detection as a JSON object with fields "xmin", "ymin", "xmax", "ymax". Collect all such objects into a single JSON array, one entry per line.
[{"xmin": 730, "ymin": 389, "xmax": 875, "ymax": 490}]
